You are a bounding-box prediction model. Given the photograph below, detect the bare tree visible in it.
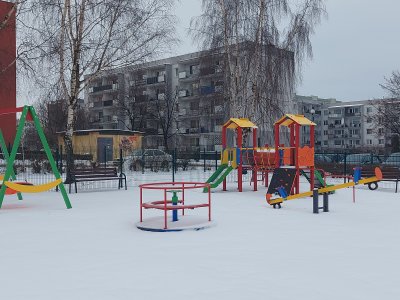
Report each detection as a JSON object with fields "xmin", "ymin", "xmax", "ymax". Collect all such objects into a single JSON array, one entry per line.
[
  {"xmin": 191, "ymin": 0, "xmax": 326, "ymax": 140},
  {"xmin": 116, "ymin": 85, "xmax": 148, "ymax": 131},
  {"xmin": 153, "ymin": 85, "xmax": 179, "ymax": 151},
  {"xmin": 34, "ymin": 94, "xmax": 90, "ymax": 148},
  {"xmin": 0, "ymin": 0, "xmax": 38, "ymax": 76},
  {"xmin": 369, "ymin": 71, "xmax": 400, "ymax": 153},
  {"xmin": 380, "ymin": 71, "xmax": 400, "ymax": 98},
  {"xmin": 24, "ymin": 0, "xmax": 175, "ymax": 174}
]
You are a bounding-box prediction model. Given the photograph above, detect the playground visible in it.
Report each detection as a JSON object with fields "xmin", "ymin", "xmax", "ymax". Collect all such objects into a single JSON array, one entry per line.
[{"xmin": 0, "ymin": 177, "xmax": 399, "ymax": 300}]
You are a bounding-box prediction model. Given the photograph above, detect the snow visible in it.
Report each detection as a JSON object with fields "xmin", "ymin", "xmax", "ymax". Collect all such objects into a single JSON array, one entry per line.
[{"xmin": 0, "ymin": 174, "xmax": 399, "ymax": 300}]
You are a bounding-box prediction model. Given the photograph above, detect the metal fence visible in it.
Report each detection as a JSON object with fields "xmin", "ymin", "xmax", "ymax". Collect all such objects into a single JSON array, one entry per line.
[{"xmin": 2, "ymin": 146, "xmax": 400, "ymax": 192}]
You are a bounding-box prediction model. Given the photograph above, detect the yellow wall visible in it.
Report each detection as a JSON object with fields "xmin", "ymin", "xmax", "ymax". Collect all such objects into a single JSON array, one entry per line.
[{"xmin": 58, "ymin": 132, "xmax": 143, "ymax": 161}]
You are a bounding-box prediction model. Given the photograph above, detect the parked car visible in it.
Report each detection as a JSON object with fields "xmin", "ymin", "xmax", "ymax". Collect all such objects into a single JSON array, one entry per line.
[
  {"xmin": 382, "ymin": 152, "xmax": 400, "ymax": 167},
  {"xmin": 314, "ymin": 154, "xmax": 333, "ymax": 163},
  {"xmin": 339, "ymin": 153, "xmax": 382, "ymax": 165},
  {"xmin": 126, "ymin": 149, "xmax": 172, "ymax": 171}
]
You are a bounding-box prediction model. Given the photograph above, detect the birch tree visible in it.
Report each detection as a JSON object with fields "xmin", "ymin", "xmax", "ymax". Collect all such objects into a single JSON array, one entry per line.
[
  {"xmin": 191, "ymin": 0, "xmax": 326, "ymax": 138},
  {"xmin": 25, "ymin": 0, "xmax": 175, "ymax": 173}
]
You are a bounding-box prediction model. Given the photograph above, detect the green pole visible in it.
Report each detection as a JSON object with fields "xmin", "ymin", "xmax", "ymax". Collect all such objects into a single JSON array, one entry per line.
[
  {"xmin": 0, "ymin": 106, "xmax": 29, "ymax": 208},
  {"xmin": 29, "ymin": 106, "xmax": 72, "ymax": 209},
  {"xmin": 0, "ymin": 130, "xmax": 23, "ymax": 200}
]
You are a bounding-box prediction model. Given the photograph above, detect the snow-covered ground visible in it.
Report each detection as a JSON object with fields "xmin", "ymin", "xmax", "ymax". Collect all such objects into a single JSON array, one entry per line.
[{"xmin": 0, "ymin": 174, "xmax": 399, "ymax": 300}]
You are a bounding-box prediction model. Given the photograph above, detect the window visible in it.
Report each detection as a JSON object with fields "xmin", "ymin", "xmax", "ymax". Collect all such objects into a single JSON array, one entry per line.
[
  {"xmin": 367, "ymin": 129, "xmax": 373, "ymax": 134},
  {"xmin": 324, "ymin": 110, "xmax": 328, "ymax": 115},
  {"xmin": 355, "ymin": 140, "xmax": 360, "ymax": 145},
  {"xmin": 324, "ymin": 130, "xmax": 328, "ymax": 136},
  {"xmin": 334, "ymin": 140, "xmax": 342, "ymax": 146},
  {"xmin": 190, "ymin": 120, "xmax": 199, "ymax": 128},
  {"xmin": 190, "ymin": 138, "xmax": 199, "ymax": 146},
  {"xmin": 324, "ymin": 141, "xmax": 328, "ymax": 146},
  {"xmin": 367, "ymin": 139, "xmax": 372, "ymax": 145},
  {"xmin": 378, "ymin": 128, "xmax": 384, "ymax": 135},
  {"xmin": 366, "ymin": 107, "xmax": 373, "ymax": 113},
  {"xmin": 103, "ymin": 100, "xmax": 113, "ymax": 107},
  {"xmin": 323, "ymin": 120, "xmax": 328, "ymax": 125},
  {"xmin": 175, "ymin": 68, "xmax": 179, "ymax": 77},
  {"xmin": 367, "ymin": 117, "xmax": 372, "ymax": 123},
  {"xmin": 190, "ymin": 102, "xmax": 199, "ymax": 111},
  {"xmin": 334, "ymin": 109, "xmax": 342, "ymax": 114},
  {"xmin": 379, "ymin": 139, "xmax": 384, "ymax": 145},
  {"xmin": 334, "ymin": 120, "xmax": 341, "ymax": 125}
]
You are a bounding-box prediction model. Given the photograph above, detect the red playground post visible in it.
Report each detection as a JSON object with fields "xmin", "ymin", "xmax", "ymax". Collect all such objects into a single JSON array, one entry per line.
[{"xmin": 274, "ymin": 114, "xmax": 316, "ymax": 194}]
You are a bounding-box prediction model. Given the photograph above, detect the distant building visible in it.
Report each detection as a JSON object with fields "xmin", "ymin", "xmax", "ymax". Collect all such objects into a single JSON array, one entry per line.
[
  {"xmin": 293, "ymin": 95, "xmax": 391, "ymax": 152},
  {"xmin": 85, "ymin": 47, "xmax": 294, "ymax": 152}
]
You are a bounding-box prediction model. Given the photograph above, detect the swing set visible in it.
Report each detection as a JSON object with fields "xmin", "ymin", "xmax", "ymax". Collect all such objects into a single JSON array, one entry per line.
[{"xmin": 0, "ymin": 105, "xmax": 71, "ymax": 209}]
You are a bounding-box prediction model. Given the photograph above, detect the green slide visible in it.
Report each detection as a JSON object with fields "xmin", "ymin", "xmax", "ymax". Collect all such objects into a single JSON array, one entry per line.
[
  {"xmin": 301, "ymin": 169, "xmax": 335, "ymax": 192},
  {"xmin": 204, "ymin": 164, "xmax": 234, "ymax": 192}
]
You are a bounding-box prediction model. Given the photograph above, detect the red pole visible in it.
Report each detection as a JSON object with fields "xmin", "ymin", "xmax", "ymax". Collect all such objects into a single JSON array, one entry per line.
[
  {"xmin": 222, "ymin": 125, "xmax": 227, "ymax": 191},
  {"xmin": 182, "ymin": 183, "xmax": 185, "ymax": 216},
  {"xmin": 237, "ymin": 127, "xmax": 243, "ymax": 192},
  {"xmin": 164, "ymin": 189, "xmax": 167, "ymax": 229},
  {"xmin": 295, "ymin": 124, "xmax": 300, "ymax": 194},
  {"xmin": 290, "ymin": 124, "xmax": 295, "ymax": 165},
  {"xmin": 274, "ymin": 124, "xmax": 280, "ymax": 168},
  {"xmin": 140, "ymin": 186, "xmax": 143, "ymax": 222},
  {"xmin": 310, "ymin": 125, "xmax": 315, "ymax": 191}
]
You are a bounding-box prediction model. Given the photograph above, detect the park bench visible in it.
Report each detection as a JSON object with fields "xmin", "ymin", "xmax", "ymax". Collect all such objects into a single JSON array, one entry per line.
[
  {"xmin": 68, "ymin": 167, "xmax": 127, "ymax": 193},
  {"xmin": 361, "ymin": 166, "xmax": 400, "ymax": 192}
]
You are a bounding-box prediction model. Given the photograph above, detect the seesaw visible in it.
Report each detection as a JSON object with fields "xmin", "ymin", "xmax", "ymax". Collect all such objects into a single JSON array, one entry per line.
[{"xmin": 266, "ymin": 167, "xmax": 383, "ymax": 210}]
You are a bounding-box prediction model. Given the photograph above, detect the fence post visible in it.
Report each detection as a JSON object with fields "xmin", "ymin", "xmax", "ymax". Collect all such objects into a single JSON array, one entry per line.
[
  {"xmin": 215, "ymin": 150, "xmax": 218, "ymax": 170},
  {"xmin": 60, "ymin": 145, "xmax": 63, "ymax": 175},
  {"xmin": 174, "ymin": 148, "xmax": 177, "ymax": 174},
  {"xmin": 343, "ymin": 152, "xmax": 347, "ymax": 183},
  {"xmin": 172, "ymin": 149, "xmax": 175, "ymax": 183},
  {"xmin": 104, "ymin": 145, "xmax": 107, "ymax": 168},
  {"xmin": 119, "ymin": 148, "xmax": 123, "ymax": 173},
  {"xmin": 203, "ymin": 148, "xmax": 206, "ymax": 172}
]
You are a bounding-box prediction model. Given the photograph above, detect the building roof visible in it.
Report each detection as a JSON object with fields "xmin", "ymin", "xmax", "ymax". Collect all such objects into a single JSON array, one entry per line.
[
  {"xmin": 57, "ymin": 129, "xmax": 144, "ymax": 136},
  {"xmin": 275, "ymin": 114, "xmax": 316, "ymax": 127},
  {"xmin": 223, "ymin": 118, "xmax": 258, "ymax": 129}
]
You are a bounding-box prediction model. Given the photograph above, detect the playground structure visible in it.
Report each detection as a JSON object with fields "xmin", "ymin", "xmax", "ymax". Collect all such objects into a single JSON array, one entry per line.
[
  {"xmin": 266, "ymin": 167, "xmax": 383, "ymax": 211},
  {"xmin": 0, "ymin": 106, "xmax": 72, "ymax": 209},
  {"xmin": 138, "ymin": 182, "xmax": 212, "ymax": 231},
  {"xmin": 273, "ymin": 114, "xmax": 317, "ymax": 194},
  {"xmin": 205, "ymin": 118, "xmax": 275, "ymax": 192}
]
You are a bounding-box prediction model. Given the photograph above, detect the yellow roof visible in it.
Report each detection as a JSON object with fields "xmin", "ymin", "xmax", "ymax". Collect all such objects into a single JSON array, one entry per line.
[
  {"xmin": 275, "ymin": 114, "xmax": 316, "ymax": 127},
  {"xmin": 223, "ymin": 118, "xmax": 258, "ymax": 129}
]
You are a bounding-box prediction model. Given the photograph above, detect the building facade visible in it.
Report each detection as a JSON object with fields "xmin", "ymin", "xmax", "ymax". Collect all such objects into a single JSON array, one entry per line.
[
  {"xmin": 0, "ymin": 1, "xmax": 17, "ymax": 145},
  {"xmin": 293, "ymin": 95, "xmax": 390, "ymax": 153},
  {"xmin": 85, "ymin": 51, "xmax": 252, "ymax": 152}
]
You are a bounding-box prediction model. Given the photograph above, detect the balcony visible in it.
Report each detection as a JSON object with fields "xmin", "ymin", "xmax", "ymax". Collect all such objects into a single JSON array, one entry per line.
[
  {"xmin": 146, "ymin": 76, "xmax": 159, "ymax": 85},
  {"xmin": 200, "ymin": 86, "xmax": 215, "ymax": 95}
]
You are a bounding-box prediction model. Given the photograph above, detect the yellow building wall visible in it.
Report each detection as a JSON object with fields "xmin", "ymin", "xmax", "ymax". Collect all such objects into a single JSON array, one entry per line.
[{"xmin": 58, "ymin": 133, "xmax": 143, "ymax": 162}]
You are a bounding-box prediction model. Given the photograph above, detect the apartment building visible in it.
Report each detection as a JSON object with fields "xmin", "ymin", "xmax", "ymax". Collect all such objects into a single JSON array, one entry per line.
[
  {"xmin": 293, "ymin": 96, "xmax": 390, "ymax": 152},
  {"xmin": 85, "ymin": 48, "xmax": 290, "ymax": 152}
]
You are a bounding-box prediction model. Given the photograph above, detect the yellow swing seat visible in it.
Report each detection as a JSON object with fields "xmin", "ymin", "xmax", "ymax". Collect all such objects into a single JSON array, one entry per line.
[{"xmin": 3, "ymin": 178, "xmax": 62, "ymax": 193}]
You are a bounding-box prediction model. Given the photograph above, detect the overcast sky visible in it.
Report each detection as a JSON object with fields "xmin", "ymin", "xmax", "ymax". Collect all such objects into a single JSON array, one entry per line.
[{"xmin": 173, "ymin": 0, "xmax": 400, "ymax": 101}]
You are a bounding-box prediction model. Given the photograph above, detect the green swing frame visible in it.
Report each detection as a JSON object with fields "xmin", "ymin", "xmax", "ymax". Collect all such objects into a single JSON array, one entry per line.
[{"xmin": 0, "ymin": 105, "xmax": 71, "ymax": 209}]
